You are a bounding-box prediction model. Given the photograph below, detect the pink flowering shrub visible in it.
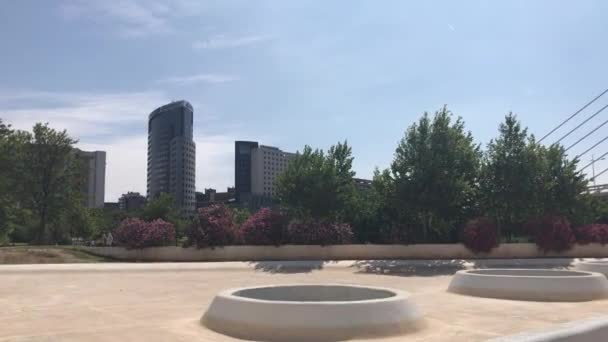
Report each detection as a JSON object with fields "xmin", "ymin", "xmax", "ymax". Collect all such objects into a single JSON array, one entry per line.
[
  {"xmin": 186, "ymin": 204, "xmax": 238, "ymax": 248},
  {"xmin": 113, "ymin": 218, "xmax": 175, "ymax": 249},
  {"xmin": 525, "ymin": 215, "xmax": 575, "ymax": 252},
  {"xmin": 241, "ymin": 208, "xmax": 288, "ymax": 245},
  {"xmin": 575, "ymin": 224, "xmax": 608, "ymax": 245},
  {"xmin": 462, "ymin": 217, "xmax": 499, "ymax": 253},
  {"xmin": 287, "ymin": 219, "xmax": 353, "ymax": 245}
]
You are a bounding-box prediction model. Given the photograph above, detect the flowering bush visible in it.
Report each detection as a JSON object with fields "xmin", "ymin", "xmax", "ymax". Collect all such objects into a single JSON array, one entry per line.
[
  {"xmin": 241, "ymin": 208, "xmax": 287, "ymax": 245},
  {"xmin": 113, "ymin": 218, "xmax": 175, "ymax": 249},
  {"xmin": 287, "ymin": 219, "xmax": 353, "ymax": 245},
  {"xmin": 186, "ymin": 204, "xmax": 238, "ymax": 248},
  {"xmin": 525, "ymin": 215, "xmax": 575, "ymax": 252},
  {"xmin": 575, "ymin": 224, "xmax": 608, "ymax": 245},
  {"xmin": 462, "ymin": 217, "xmax": 499, "ymax": 253}
]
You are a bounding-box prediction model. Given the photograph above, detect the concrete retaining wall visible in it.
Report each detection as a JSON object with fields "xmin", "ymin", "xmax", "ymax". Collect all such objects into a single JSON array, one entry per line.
[{"xmin": 78, "ymin": 243, "xmax": 608, "ymax": 262}]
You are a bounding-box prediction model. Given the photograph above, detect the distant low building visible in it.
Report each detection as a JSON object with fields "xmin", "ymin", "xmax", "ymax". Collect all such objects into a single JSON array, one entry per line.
[
  {"xmin": 354, "ymin": 178, "xmax": 373, "ymax": 191},
  {"xmin": 196, "ymin": 187, "xmax": 236, "ymax": 208},
  {"xmin": 75, "ymin": 149, "xmax": 106, "ymax": 208},
  {"xmin": 119, "ymin": 192, "xmax": 147, "ymax": 211},
  {"xmin": 103, "ymin": 202, "xmax": 119, "ymax": 210}
]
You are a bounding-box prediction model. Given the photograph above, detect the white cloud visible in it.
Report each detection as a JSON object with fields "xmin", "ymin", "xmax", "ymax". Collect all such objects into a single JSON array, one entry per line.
[
  {"xmin": 157, "ymin": 73, "xmax": 239, "ymax": 85},
  {"xmin": 192, "ymin": 34, "xmax": 274, "ymax": 50},
  {"xmin": 0, "ymin": 90, "xmax": 167, "ymax": 137},
  {"xmin": 194, "ymin": 133, "xmax": 235, "ymax": 193},
  {"xmin": 0, "ymin": 88, "xmax": 238, "ymax": 201},
  {"xmin": 60, "ymin": 0, "xmax": 207, "ymax": 37}
]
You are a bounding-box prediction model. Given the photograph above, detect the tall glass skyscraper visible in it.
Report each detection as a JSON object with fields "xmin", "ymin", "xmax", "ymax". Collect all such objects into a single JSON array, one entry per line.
[
  {"xmin": 147, "ymin": 100, "xmax": 196, "ymax": 215},
  {"xmin": 234, "ymin": 141, "xmax": 258, "ymax": 203}
]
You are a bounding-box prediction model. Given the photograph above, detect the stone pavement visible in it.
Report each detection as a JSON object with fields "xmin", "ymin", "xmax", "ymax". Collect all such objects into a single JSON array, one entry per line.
[{"xmin": 0, "ymin": 259, "xmax": 607, "ymax": 341}]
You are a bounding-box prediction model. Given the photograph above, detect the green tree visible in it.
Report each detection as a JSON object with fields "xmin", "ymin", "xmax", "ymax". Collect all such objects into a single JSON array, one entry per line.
[
  {"xmin": 232, "ymin": 207, "xmax": 251, "ymax": 225},
  {"xmin": 0, "ymin": 118, "xmax": 15, "ymax": 243},
  {"xmin": 139, "ymin": 193, "xmax": 187, "ymax": 243},
  {"xmin": 346, "ymin": 169, "xmax": 395, "ymax": 243},
  {"xmin": 480, "ymin": 114, "xmax": 589, "ymax": 240},
  {"xmin": 276, "ymin": 141, "xmax": 357, "ymax": 221},
  {"xmin": 537, "ymin": 143, "xmax": 588, "ymax": 219},
  {"xmin": 140, "ymin": 193, "xmax": 179, "ymax": 222},
  {"xmin": 479, "ymin": 113, "xmax": 535, "ymax": 240},
  {"xmin": 11, "ymin": 123, "xmax": 81, "ymax": 244},
  {"xmin": 389, "ymin": 106, "xmax": 481, "ymax": 242}
]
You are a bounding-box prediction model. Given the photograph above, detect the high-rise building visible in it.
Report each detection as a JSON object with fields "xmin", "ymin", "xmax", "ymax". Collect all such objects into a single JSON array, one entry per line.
[
  {"xmin": 251, "ymin": 145, "xmax": 295, "ymax": 197},
  {"xmin": 234, "ymin": 141, "xmax": 295, "ymax": 202},
  {"xmin": 147, "ymin": 100, "xmax": 196, "ymax": 215},
  {"xmin": 75, "ymin": 149, "xmax": 106, "ymax": 208},
  {"xmin": 118, "ymin": 192, "xmax": 147, "ymax": 211},
  {"xmin": 234, "ymin": 141, "xmax": 258, "ymax": 202}
]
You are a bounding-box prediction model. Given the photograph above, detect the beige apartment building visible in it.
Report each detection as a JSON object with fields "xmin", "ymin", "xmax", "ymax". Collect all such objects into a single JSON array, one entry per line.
[
  {"xmin": 75, "ymin": 149, "xmax": 106, "ymax": 208},
  {"xmin": 250, "ymin": 145, "xmax": 295, "ymax": 197}
]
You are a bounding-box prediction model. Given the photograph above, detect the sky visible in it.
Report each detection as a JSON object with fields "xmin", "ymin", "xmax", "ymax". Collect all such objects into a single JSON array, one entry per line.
[{"xmin": 1, "ymin": 0, "xmax": 608, "ymax": 201}]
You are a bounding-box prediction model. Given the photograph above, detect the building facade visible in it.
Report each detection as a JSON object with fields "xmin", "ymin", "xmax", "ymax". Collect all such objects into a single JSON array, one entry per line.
[
  {"xmin": 118, "ymin": 192, "xmax": 147, "ymax": 211},
  {"xmin": 75, "ymin": 149, "xmax": 106, "ymax": 208},
  {"xmin": 354, "ymin": 178, "xmax": 373, "ymax": 191},
  {"xmin": 195, "ymin": 187, "xmax": 235, "ymax": 208},
  {"xmin": 251, "ymin": 145, "xmax": 295, "ymax": 197},
  {"xmin": 234, "ymin": 142, "xmax": 295, "ymax": 203},
  {"xmin": 147, "ymin": 100, "xmax": 196, "ymax": 215},
  {"xmin": 234, "ymin": 141, "xmax": 259, "ymax": 202}
]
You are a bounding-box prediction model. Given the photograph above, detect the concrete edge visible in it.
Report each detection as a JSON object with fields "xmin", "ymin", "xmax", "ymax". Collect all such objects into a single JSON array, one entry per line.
[
  {"xmin": 75, "ymin": 243, "xmax": 608, "ymax": 262},
  {"xmin": 447, "ymin": 269, "xmax": 608, "ymax": 302},
  {"xmin": 0, "ymin": 258, "xmax": 599, "ymax": 274},
  {"xmin": 486, "ymin": 316, "xmax": 608, "ymax": 342}
]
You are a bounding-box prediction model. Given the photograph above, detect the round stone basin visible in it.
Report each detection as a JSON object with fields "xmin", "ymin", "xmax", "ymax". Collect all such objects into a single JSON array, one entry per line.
[
  {"xmin": 202, "ymin": 284, "xmax": 422, "ymax": 341},
  {"xmin": 576, "ymin": 260, "xmax": 608, "ymax": 278},
  {"xmin": 448, "ymin": 269, "xmax": 608, "ymax": 302}
]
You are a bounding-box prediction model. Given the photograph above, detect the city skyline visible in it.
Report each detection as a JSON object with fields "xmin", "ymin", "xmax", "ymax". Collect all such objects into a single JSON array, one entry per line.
[{"xmin": 1, "ymin": 1, "xmax": 608, "ymax": 201}]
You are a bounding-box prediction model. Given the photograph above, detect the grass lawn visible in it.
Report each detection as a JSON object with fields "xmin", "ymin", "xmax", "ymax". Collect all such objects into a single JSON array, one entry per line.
[{"xmin": 0, "ymin": 246, "xmax": 112, "ymax": 264}]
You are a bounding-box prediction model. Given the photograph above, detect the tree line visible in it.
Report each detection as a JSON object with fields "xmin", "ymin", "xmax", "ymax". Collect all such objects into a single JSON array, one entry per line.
[
  {"xmin": 2, "ymin": 106, "xmax": 607, "ymax": 247},
  {"xmin": 276, "ymin": 106, "xmax": 607, "ymax": 244}
]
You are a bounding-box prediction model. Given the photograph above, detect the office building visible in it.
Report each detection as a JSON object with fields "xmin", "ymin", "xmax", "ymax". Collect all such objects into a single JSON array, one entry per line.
[
  {"xmin": 75, "ymin": 149, "xmax": 106, "ymax": 208},
  {"xmin": 195, "ymin": 187, "xmax": 236, "ymax": 208},
  {"xmin": 234, "ymin": 141, "xmax": 295, "ymax": 202},
  {"xmin": 251, "ymin": 145, "xmax": 295, "ymax": 197},
  {"xmin": 147, "ymin": 100, "xmax": 196, "ymax": 215},
  {"xmin": 118, "ymin": 192, "xmax": 147, "ymax": 211},
  {"xmin": 103, "ymin": 202, "xmax": 119, "ymax": 210},
  {"xmin": 234, "ymin": 141, "xmax": 258, "ymax": 202}
]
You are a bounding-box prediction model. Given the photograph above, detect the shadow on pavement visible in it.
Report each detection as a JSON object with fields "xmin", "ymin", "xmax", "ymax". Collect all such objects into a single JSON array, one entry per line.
[
  {"xmin": 249, "ymin": 260, "xmax": 328, "ymax": 273},
  {"xmin": 351, "ymin": 258, "xmax": 577, "ymax": 277},
  {"xmin": 352, "ymin": 259, "xmax": 467, "ymax": 277}
]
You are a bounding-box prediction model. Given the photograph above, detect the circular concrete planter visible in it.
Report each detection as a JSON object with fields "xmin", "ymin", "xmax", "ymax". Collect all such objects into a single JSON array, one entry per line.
[
  {"xmin": 448, "ymin": 269, "xmax": 608, "ymax": 302},
  {"xmin": 202, "ymin": 284, "xmax": 422, "ymax": 341},
  {"xmin": 576, "ymin": 260, "xmax": 608, "ymax": 278}
]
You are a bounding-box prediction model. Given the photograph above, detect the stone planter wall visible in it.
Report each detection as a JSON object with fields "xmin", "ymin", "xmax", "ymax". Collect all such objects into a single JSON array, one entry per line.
[{"xmin": 78, "ymin": 243, "xmax": 608, "ymax": 262}]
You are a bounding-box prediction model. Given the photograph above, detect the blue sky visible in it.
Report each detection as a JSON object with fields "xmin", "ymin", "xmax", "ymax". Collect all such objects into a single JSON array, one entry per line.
[{"xmin": 1, "ymin": 0, "xmax": 608, "ymax": 201}]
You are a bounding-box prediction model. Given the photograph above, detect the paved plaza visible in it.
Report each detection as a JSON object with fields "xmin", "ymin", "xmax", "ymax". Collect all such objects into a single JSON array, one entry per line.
[{"xmin": 1, "ymin": 260, "xmax": 607, "ymax": 341}]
